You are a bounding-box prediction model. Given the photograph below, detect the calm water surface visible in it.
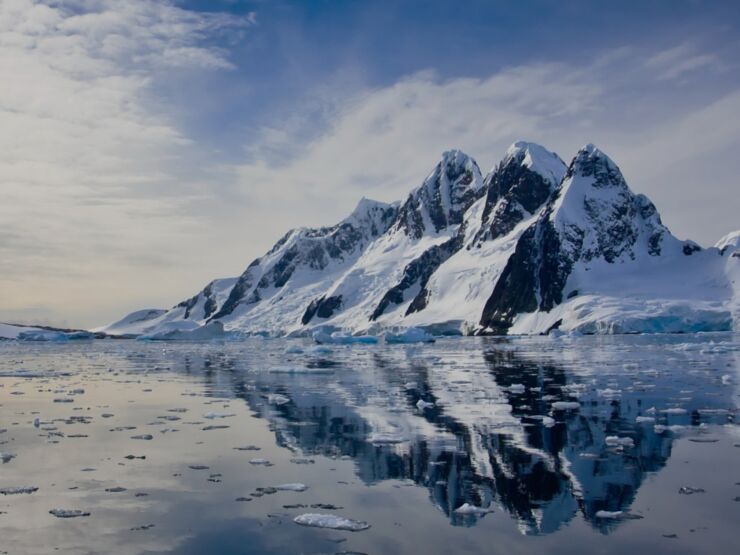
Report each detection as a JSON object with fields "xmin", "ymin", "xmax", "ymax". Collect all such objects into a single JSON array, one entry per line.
[{"xmin": 0, "ymin": 334, "xmax": 738, "ymax": 554}]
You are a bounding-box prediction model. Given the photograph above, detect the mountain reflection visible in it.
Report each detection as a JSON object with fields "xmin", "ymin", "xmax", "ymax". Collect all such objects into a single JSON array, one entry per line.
[{"xmin": 192, "ymin": 336, "xmax": 734, "ymax": 535}]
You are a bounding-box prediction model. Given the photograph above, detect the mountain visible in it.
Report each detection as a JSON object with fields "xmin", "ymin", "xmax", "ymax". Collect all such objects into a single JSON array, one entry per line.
[{"xmin": 98, "ymin": 142, "xmax": 739, "ymax": 338}]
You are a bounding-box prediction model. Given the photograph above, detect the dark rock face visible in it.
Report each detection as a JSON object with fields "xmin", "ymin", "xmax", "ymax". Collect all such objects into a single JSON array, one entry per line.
[
  {"xmin": 479, "ymin": 145, "xmax": 670, "ymax": 335},
  {"xmin": 210, "ymin": 203, "xmax": 398, "ymax": 322},
  {"xmin": 177, "ymin": 281, "xmax": 220, "ymax": 320},
  {"xmin": 476, "ymin": 151, "xmax": 559, "ymax": 243},
  {"xmin": 371, "ymin": 231, "xmax": 465, "ymax": 321},
  {"xmin": 394, "ymin": 151, "xmax": 483, "ymax": 239},
  {"xmin": 302, "ymin": 295, "xmax": 343, "ymax": 324}
]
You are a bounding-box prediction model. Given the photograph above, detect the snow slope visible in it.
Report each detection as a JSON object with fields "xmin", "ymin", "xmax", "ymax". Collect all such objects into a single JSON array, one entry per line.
[{"xmin": 98, "ymin": 142, "xmax": 739, "ymax": 337}]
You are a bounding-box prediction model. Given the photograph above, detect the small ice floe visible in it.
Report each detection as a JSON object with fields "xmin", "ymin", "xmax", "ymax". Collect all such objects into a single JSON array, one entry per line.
[
  {"xmin": 0, "ymin": 486, "xmax": 38, "ymax": 495},
  {"xmin": 267, "ymin": 394, "xmax": 290, "ymax": 406},
  {"xmin": 290, "ymin": 458, "xmax": 315, "ymax": 465},
  {"xmin": 416, "ymin": 399, "xmax": 435, "ymax": 411},
  {"xmin": 293, "ymin": 513, "xmax": 370, "ymax": 531},
  {"xmin": 721, "ymin": 374, "xmax": 732, "ymax": 385},
  {"xmin": 453, "ymin": 503, "xmax": 493, "ymax": 515},
  {"xmin": 384, "ymin": 327, "xmax": 435, "ymax": 344},
  {"xmin": 204, "ymin": 412, "xmax": 236, "ymax": 419},
  {"xmin": 234, "ymin": 445, "xmax": 261, "ymax": 451},
  {"xmin": 249, "ymin": 458, "xmax": 272, "ymax": 466},
  {"xmin": 605, "ymin": 436, "xmax": 634, "ymax": 448},
  {"xmin": 105, "ymin": 487, "xmax": 127, "ymax": 493},
  {"xmin": 131, "ymin": 434, "xmax": 153, "ymax": 440},
  {"xmin": 284, "ymin": 345, "xmax": 304, "ymax": 354},
  {"xmin": 661, "ymin": 408, "xmax": 688, "ymax": 415},
  {"xmin": 635, "ymin": 416, "xmax": 655, "ymax": 423},
  {"xmin": 595, "ymin": 510, "xmax": 623, "ymax": 519},
  {"xmin": 49, "ymin": 509, "xmax": 90, "ymax": 518},
  {"xmin": 542, "ymin": 416, "xmax": 556, "ymax": 428},
  {"xmin": 188, "ymin": 465, "xmax": 210, "ymax": 470},
  {"xmin": 551, "ymin": 401, "xmax": 580, "ymax": 410},
  {"xmin": 678, "ymin": 486, "xmax": 705, "ymax": 495},
  {"xmin": 404, "ymin": 382, "xmax": 417, "ymax": 390},
  {"xmin": 130, "ymin": 524, "xmax": 155, "ymax": 531},
  {"xmin": 508, "ymin": 384, "xmax": 526, "ymax": 394},
  {"xmin": 275, "ymin": 483, "xmax": 308, "ymax": 492},
  {"xmin": 53, "ymin": 398, "xmax": 74, "ymax": 404},
  {"xmin": 202, "ymin": 425, "xmax": 229, "ymax": 431},
  {"xmin": 368, "ymin": 432, "xmax": 407, "ymax": 445},
  {"xmin": 1, "ymin": 453, "xmax": 16, "ymax": 463}
]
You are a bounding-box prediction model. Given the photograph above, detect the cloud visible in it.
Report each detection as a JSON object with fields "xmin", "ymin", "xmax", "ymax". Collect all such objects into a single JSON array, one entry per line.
[
  {"xmin": 0, "ymin": 0, "xmax": 251, "ymax": 326},
  {"xmin": 645, "ymin": 42, "xmax": 727, "ymax": 81}
]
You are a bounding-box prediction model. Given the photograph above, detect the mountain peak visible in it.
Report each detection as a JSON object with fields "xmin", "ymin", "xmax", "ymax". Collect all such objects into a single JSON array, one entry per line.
[
  {"xmin": 393, "ymin": 149, "xmax": 484, "ymax": 238},
  {"xmin": 502, "ymin": 141, "xmax": 566, "ymax": 187}
]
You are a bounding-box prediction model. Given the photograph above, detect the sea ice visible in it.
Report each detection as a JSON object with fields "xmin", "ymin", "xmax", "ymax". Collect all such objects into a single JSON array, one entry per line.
[
  {"xmin": 293, "ymin": 513, "xmax": 370, "ymax": 531},
  {"xmin": 453, "ymin": 503, "xmax": 493, "ymax": 515},
  {"xmin": 384, "ymin": 327, "xmax": 435, "ymax": 344}
]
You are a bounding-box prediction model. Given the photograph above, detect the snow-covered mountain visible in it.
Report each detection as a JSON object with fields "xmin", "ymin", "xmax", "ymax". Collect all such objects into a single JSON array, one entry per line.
[{"xmin": 98, "ymin": 142, "xmax": 739, "ymax": 338}]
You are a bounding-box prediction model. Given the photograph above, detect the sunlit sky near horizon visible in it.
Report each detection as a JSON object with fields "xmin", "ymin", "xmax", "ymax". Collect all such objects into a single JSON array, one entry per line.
[{"xmin": 1, "ymin": 0, "xmax": 739, "ymax": 328}]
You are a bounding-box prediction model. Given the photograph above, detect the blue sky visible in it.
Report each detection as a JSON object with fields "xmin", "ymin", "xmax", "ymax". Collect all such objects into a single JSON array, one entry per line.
[{"xmin": 1, "ymin": 0, "xmax": 739, "ymax": 327}]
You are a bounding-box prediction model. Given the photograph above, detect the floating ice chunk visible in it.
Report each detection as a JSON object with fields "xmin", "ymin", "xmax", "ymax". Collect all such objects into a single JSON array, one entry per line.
[
  {"xmin": 368, "ymin": 432, "xmax": 407, "ymax": 444},
  {"xmin": 49, "ymin": 509, "xmax": 90, "ymax": 518},
  {"xmin": 204, "ymin": 412, "xmax": 236, "ymax": 419},
  {"xmin": 1, "ymin": 453, "xmax": 16, "ymax": 463},
  {"xmin": 293, "ymin": 513, "xmax": 370, "ymax": 531},
  {"xmin": 453, "ymin": 503, "xmax": 493, "ymax": 515},
  {"xmin": 635, "ymin": 416, "xmax": 655, "ymax": 423},
  {"xmin": 416, "ymin": 399, "xmax": 435, "ymax": 411},
  {"xmin": 284, "ymin": 346, "xmax": 304, "ymax": 354},
  {"xmin": 605, "ymin": 436, "xmax": 634, "ymax": 448},
  {"xmin": 384, "ymin": 327, "xmax": 435, "ymax": 344},
  {"xmin": 508, "ymin": 384, "xmax": 526, "ymax": 394},
  {"xmin": 0, "ymin": 486, "xmax": 38, "ymax": 495},
  {"xmin": 131, "ymin": 434, "xmax": 153, "ymax": 440},
  {"xmin": 249, "ymin": 458, "xmax": 272, "ymax": 466},
  {"xmin": 661, "ymin": 408, "xmax": 688, "ymax": 415},
  {"xmin": 275, "ymin": 483, "xmax": 308, "ymax": 492},
  {"xmin": 17, "ymin": 330, "xmax": 68, "ymax": 342},
  {"xmin": 267, "ymin": 394, "xmax": 290, "ymax": 405},
  {"xmin": 595, "ymin": 510, "xmax": 623, "ymax": 519},
  {"xmin": 551, "ymin": 401, "xmax": 580, "ymax": 410},
  {"xmin": 678, "ymin": 486, "xmax": 705, "ymax": 495},
  {"xmin": 542, "ymin": 416, "xmax": 556, "ymax": 428},
  {"xmin": 721, "ymin": 374, "xmax": 732, "ymax": 385}
]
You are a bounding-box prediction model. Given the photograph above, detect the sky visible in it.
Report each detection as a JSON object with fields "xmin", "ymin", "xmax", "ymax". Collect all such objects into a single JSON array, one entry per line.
[{"xmin": 1, "ymin": 0, "xmax": 739, "ymax": 329}]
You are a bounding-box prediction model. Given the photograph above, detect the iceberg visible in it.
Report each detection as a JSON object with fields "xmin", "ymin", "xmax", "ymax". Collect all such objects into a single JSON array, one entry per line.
[{"xmin": 384, "ymin": 327, "xmax": 435, "ymax": 344}]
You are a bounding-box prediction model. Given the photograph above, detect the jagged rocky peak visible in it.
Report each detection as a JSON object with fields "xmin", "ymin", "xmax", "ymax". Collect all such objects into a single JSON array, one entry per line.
[
  {"xmin": 209, "ymin": 199, "xmax": 399, "ymax": 322},
  {"xmin": 394, "ymin": 149, "xmax": 484, "ymax": 238},
  {"xmin": 479, "ymin": 144, "xmax": 684, "ymax": 335},
  {"xmin": 553, "ymin": 143, "xmax": 672, "ymax": 262},
  {"xmin": 477, "ymin": 141, "xmax": 566, "ymax": 242},
  {"xmin": 341, "ymin": 197, "xmax": 399, "ymax": 237}
]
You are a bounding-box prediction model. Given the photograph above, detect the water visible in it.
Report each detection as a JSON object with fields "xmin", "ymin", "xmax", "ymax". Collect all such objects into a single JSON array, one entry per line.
[{"xmin": 0, "ymin": 334, "xmax": 737, "ymax": 554}]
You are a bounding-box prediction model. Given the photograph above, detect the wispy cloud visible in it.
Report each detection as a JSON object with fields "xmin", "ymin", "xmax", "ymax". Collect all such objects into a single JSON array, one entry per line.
[{"xmin": 0, "ymin": 0, "xmax": 252, "ymax": 326}]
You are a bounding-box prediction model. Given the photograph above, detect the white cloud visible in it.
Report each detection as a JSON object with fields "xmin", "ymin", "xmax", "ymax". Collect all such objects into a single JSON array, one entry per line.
[{"xmin": 0, "ymin": 0, "xmax": 251, "ymax": 327}]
